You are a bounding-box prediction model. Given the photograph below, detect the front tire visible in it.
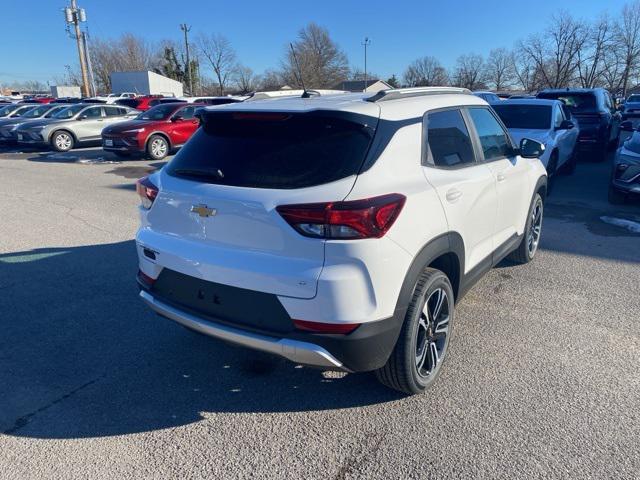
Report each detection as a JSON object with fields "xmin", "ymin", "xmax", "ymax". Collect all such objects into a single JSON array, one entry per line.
[
  {"xmin": 508, "ymin": 192, "xmax": 544, "ymax": 264},
  {"xmin": 51, "ymin": 131, "xmax": 74, "ymax": 152},
  {"xmin": 376, "ymin": 268, "xmax": 454, "ymax": 395},
  {"xmin": 146, "ymin": 135, "xmax": 169, "ymax": 160}
]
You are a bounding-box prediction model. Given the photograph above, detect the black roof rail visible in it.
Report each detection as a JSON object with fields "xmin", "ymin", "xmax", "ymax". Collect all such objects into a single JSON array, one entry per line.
[{"xmin": 366, "ymin": 87, "xmax": 472, "ymax": 102}]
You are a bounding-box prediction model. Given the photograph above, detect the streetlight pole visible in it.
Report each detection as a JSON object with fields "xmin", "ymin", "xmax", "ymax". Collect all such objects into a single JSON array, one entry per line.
[
  {"xmin": 362, "ymin": 37, "xmax": 371, "ymax": 92},
  {"xmin": 180, "ymin": 24, "xmax": 193, "ymax": 96}
]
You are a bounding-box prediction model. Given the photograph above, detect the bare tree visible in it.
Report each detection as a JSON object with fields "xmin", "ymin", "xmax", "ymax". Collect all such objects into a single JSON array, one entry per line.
[
  {"xmin": 519, "ymin": 13, "xmax": 586, "ymax": 88},
  {"xmin": 403, "ymin": 56, "xmax": 449, "ymax": 87},
  {"xmin": 281, "ymin": 23, "xmax": 349, "ymax": 89},
  {"xmin": 233, "ymin": 65, "xmax": 260, "ymax": 93},
  {"xmin": 615, "ymin": 1, "xmax": 640, "ymax": 96},
  {"xmin": 577, "ymin": 15, "xmax": 612, "ymax": 88},
  {"xmin": 451, "ymin": 53, "xmax": 486, "ymax": 90},
  {"xmin": 197, "ymin": 33, "xmax": 237, "ymax": 95},
  {"xmin": 485, "ymin": 48, "xmax": 515, "ymax": 90},
  {"xmin": 89, "ymin": 33, "xmax": 161, "ymax": 93},
  {"xmin": 260, "ymin": 69, "xmax": 285, "ymax": 90}
]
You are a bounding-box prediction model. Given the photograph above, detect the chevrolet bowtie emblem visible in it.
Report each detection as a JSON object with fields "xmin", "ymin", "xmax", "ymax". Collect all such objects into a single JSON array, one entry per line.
[{"xmin": 190, "ymin": 204, "xmax": 217, "ymax": 218}]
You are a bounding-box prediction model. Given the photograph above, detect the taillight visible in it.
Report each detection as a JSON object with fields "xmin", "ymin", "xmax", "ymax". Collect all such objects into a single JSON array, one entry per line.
[
  {"xmin": 137, "ymin": 269, "xmax": 156, "ymax": 287},
  {"xmin": 136, "ymin": 176, "xmax": 158, "ymax": 209},
  {"xmin": 276, "ymin": 193, "xmax": 406, "ymax": 239},
  {"xmin": 293, "ymin": 319, "xmax": 360, "ymax": 334}
]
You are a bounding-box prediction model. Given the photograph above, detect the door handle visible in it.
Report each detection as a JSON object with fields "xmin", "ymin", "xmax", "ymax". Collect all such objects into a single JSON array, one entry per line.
[
  {"xmin": 497, "ymin": 172, "xmax": 506, "ymax": 182},
  {"xmin": 445, "ymin": 188, "xmax": 463, "ymax": 202}
]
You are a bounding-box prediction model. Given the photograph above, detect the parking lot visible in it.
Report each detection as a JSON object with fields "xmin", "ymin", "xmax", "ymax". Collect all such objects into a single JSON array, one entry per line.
[{"xmin": 0, "ymin": 145, "xmax": 639, "ymax": 479}]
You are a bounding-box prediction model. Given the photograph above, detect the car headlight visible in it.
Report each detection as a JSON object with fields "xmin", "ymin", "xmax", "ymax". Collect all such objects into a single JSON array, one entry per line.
[{"xmin": 122, "ymin": 128, "xmax": 145, "ymax": 134}]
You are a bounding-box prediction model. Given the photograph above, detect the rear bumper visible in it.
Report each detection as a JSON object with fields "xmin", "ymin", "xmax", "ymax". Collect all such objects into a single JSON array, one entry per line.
[
  {"xmin": 140, "ymin": 289, "xmax": 347, "ymax": 370},
  {"xmin": 139, "ymin": 287, "xmax": 402, "ymax": 372}
]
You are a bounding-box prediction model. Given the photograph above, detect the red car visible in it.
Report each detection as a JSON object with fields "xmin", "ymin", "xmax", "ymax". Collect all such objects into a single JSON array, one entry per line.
[
  {"xmin": 115, "ymin": 95, "xmax": 164, "ymax": 111},
  {"xmin": 101, "ymin": 102, "xmax": 204, "ymax": 159}
]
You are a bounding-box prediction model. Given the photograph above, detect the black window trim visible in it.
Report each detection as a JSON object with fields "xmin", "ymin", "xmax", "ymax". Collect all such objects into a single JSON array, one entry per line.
[
  {"xmin": 464, "ymin": 106, "xmax": 518, "ymax": 164},
  {"xmin": 421, "ymin": 105, "xmax": 481, "ymax": 170}
]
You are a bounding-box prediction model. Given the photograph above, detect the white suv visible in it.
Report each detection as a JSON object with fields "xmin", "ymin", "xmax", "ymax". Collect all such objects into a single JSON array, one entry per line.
[{"xmin": 135, "ymin": 87, "xmax": 548, "ymax": 395}]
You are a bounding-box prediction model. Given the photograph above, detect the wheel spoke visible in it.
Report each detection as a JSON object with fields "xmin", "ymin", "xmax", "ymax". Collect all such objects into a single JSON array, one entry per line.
[
  {"xmin": 429, "ymin": 288, "xmax": 445, "ymax": 322},
  {"xmin": 434, "ymin": 314, "xmax": 449, "ymax": 334},
  {"xmin": 427, "ymin": 341, "xmax": 439, "ymax": 371}
]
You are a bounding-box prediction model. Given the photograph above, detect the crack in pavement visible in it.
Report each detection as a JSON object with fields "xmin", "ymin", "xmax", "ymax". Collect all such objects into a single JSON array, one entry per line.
[{"xmin": 3, "ymin": 375, "xmax": 105, "ymax": 435}]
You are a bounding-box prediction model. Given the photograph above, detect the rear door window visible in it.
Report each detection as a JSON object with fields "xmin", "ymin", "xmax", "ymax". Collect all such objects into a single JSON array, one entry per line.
[
  {"xmin": 82, "ymin": 107, "xmax": 103, "ymax": 118},
  {"xmin": 424, "ymin": 109, "xmax": 476, "ymax": 167},
  {"xmin": 468, "ymin": 108, "xmax": 513, "ymax": 161},
  {"xmin": 166, "ymin": 111, "xmax": 377, "ymax": 189}
]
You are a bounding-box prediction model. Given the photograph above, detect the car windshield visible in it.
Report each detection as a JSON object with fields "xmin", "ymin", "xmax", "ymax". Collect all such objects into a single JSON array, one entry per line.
[
  {"xmin": 166, "ymin": 111, "xmax": 376, "ymax": 189},
  {"xmin": 22, "ymin": 105, "xmax": 51, "ymax": 118},
  {"xmin": 138, "ymin": 104, "xmax": 183, "ymax": 121},
  {"xmin": 537, "ymin": 92, "xmax": 597, "ymax": 112},
  {"xmin": 13, "ymin": 106, "xmax": 36, "ymax": 116},
  {"xmin": 492, "ymin": 104, "xmax": 551, "ymax": 129},
  {"xmin": 52, "ymin": 104, "xmax": 85, "ymax": 119},
  {"xmin": 627, "ymin": 95, "xmax": 640, "ymax": 103}
]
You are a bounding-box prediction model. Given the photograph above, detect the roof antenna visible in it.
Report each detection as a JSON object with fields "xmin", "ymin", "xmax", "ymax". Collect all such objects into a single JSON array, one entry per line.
[{"xmin": 289, "ymin": 43, "xmax": 310, "ymax": 98}]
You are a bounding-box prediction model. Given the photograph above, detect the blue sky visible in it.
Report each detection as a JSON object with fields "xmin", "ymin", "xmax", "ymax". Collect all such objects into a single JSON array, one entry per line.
[{"xmin": 0, "ymin": 0, "xmax": 630, "ymax": 86}]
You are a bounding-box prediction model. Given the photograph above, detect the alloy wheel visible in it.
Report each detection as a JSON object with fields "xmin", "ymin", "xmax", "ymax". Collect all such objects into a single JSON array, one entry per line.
[
  {"xmin": 415, "ymin": 287, "xmax": 450, "ymax": 378},
  {"xmin": 527, "ymin": 197, "xmax": 543, "ymax": 257},
  {"xmin": 151, "ymin": 138, "xmax": 167, "ymax": 158},
  {"xmin": 55, "ymin": 133, "xmax": 72, "ymax": 151}
]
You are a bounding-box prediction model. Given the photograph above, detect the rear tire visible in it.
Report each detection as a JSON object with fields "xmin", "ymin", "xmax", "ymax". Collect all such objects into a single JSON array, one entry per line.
[
  {"xmin": 146, "ymin": 134, "xmax": 169, "ymax": 160},
  {"xmin": 376, "ymin": 268, "xmax": 454, "ymax": 395},
  {"xmin": 560, "ymin": 146, "xmax": 577, "ymax": 175},
  {"xmin": 51, "ymin": 130, "xmax": 74, "ymax": 152},
  {"xmin": 508, "ymin": 192, "xmax": 544, "ymax": 264}
]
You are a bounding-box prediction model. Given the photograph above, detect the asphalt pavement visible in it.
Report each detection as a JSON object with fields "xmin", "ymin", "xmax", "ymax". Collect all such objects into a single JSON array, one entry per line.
[{"xmin": 0, "ymin": 145, "xmax": 639, "ymax": 479}]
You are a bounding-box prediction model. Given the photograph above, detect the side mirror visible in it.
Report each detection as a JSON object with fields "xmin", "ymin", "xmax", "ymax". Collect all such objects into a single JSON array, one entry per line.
[
  {"xmin": 557, "ymin": 120, "xmax": 574, "ymax": 130},
  {"xmin": 519, "ymin": 138, "xmax": 545, "ymax": 159},
  {"xmin": 620, "ymin": 120, "xmax": 635, "ymax": 132}
]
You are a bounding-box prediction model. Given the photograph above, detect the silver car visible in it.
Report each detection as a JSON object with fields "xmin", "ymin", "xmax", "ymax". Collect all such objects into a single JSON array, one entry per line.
[
  {"xmin": 16, "ymin": 104, "xmax": 139, "ymax": 151},
  {"xmin": 0, "ymin": 104, "xmax": 67, "ymax": 143}
]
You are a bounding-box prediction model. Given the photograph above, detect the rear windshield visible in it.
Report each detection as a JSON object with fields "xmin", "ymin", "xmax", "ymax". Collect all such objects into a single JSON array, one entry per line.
[
  {"xmin": 537, "ymin": 92, "xmax": 597, "ymax": 112},
  {"xmin": 166, "ymin": 111, "xmax": 376, "ymax": 189},
  {"xmin": 492, "ymin": 104, "xmax": 551, "ymax": 129},
  {"xmin": 627, "ymin": 95, "xmax": 640, "ymax": 103}
]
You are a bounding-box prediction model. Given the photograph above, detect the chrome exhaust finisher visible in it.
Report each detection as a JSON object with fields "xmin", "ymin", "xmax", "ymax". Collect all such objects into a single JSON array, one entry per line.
[{"xmin": 139, "ymin": 290, "xmax": 346, "ymax": 370}]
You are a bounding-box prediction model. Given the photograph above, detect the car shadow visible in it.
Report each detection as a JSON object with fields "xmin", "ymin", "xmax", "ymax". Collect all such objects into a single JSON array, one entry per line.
[{"xmin": 0, "ymin": 241, "xmax": 402, "ymax": 440}]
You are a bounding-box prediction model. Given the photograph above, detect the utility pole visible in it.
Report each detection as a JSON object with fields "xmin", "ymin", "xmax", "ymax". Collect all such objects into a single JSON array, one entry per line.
[
  {"xmin": 362, "ymin": 37, "xmax": 371, "ymax": 92},
  {"xmin": 64, "ymin": 0, "xmax": 90, "ymax": 97},
  {"xmin": 180, "ymin": 24, "xmax": 193, "ymax": 96}
]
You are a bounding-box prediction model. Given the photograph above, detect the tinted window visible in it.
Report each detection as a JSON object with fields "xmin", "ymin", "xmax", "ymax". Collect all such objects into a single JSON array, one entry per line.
[
  {"xmin": 104, "ymin": 106, "xmax": 124, "ymax": 116},
  {"xmin": 0, "ymin": 104, "xmax": 21, "ymax": 117},
  {"xmin": 627, "ymin": 95, "xmax": 640, "ymax": 103},
  {"xmin": 624, "ymin": 131, "xmax": 640, "ymax": 154},
  {"xmin": 22, "ymin": 105, "xmax": 51, "ymax": 118},
  {"xmin": 537, "ymin": 92, "xmax": 597, "ymax": 112},
  {"xmin": 468, "ymin": 108, "xmax": 512, "ymax": 160},
  {"xmin": 53, "ymin": 104, "xmax": 84, "ymax": 119},
  {"xmin": 553, "ymin": 106, "xmax": 564, "ymax": 127},
  {"xmin": 425, "ymin": 109, "xmax": 475, "ymax": 167},
  {"xmin": 178, "ymin": 106, "xmax": 196, "ymax": 120},
  {"xmin": 492, "ymin": 104, "xmax": 551, "ymax": 129},
  {"xmin": 166, "ymin": 111, "xmax": 375, "ymax": 189},
  {"xmin": 82, "ymin": 107, "xmax": 102, "ymax": 118}
]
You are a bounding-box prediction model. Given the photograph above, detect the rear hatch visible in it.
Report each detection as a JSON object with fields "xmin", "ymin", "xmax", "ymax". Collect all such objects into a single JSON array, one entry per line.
[{"xmin": 139, "ymin": 106, "xmax": 379, "ymax": 299}]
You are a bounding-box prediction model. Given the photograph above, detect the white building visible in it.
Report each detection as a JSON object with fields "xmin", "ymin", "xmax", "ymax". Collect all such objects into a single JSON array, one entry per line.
[{"xmin": 110, "ymin": 71, "xmax": 183, "ymax": 97}]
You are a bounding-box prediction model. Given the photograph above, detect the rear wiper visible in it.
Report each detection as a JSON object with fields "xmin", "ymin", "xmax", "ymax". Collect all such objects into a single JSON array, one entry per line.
[{"xmin": 173, "ymin": 168, "xmax": 225, "ymax": 180}]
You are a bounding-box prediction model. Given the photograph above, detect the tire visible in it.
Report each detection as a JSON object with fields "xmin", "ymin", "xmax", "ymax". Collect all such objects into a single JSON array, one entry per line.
[
  {"xmin": 376, "ymin": 268, "xmax": 454, "ymax": 395},
  {"xmin": 546, "ymin": 152, "xmax": 559, "ymax": 194},
  {"xmin": 146, "ymin": 134, "xmax": 169, "ymax": 160},
  {"xmin": 51, "ymin": 130, "xmax": 74, "ymax": 152},
  {"xmin": 608, "ymin": 185, "xmax": 626, "ymax": 205},
  {"xmin": 560, "ymin": 146, "xmax": 577, "ymax": 175},
  {"xmin": 508, "ymin": 192, "xmax": 544, "ymax": 264}
]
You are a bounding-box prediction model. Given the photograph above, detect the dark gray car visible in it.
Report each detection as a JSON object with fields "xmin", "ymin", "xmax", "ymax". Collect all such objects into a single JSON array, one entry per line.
[
  {"xmin": 0, "ymin": 104, "xmax": 67, "ymax": 143},
  {"xmin": 16, "ymin": 104, "xmax": 139, "ymax": 151}
]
